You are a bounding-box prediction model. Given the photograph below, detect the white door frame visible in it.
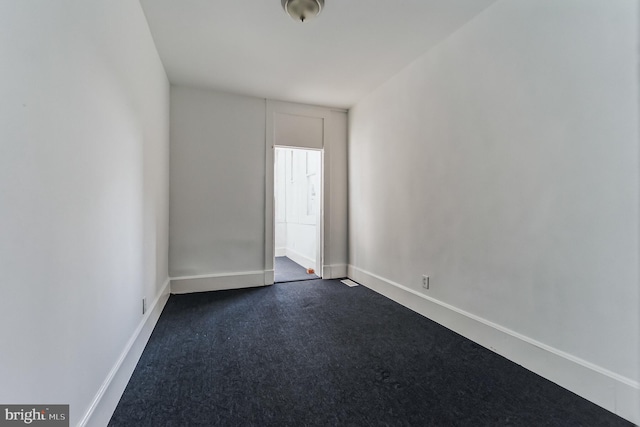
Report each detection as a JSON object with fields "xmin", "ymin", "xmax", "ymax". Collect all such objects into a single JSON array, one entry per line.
[{"xmin": 265, "ymin": 100, "xmax": 331, "ymax": 285}]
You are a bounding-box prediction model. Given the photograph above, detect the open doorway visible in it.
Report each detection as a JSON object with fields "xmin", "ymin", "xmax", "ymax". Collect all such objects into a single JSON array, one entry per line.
[{"xmin": 274, "ymin": 147, "xmax": 322, "ymax": 283}]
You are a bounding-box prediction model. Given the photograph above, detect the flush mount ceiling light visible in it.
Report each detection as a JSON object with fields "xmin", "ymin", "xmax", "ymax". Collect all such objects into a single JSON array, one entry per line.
[{"xmin": 281, "ymin": 0, "xmax": 324, "ymax": 23}]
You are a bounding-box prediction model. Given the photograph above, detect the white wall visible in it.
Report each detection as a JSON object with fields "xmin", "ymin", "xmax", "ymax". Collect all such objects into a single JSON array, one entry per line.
[
  {"xmin": 0, "ymin": 1, "xmax": 170, "ymax": 425},
  {"xmin": 349, "ymin": 0, "xmax": 638, "ymax": 422},
  {"xmin": 171, "ymin": 90, "xmax": 349, "ymax": 290},
  {"xmin": 170, "ymin": 87, "xmax": 266, "ymax": 279},
  {"xmin": 327, "ymin": 111, "xmax": 349, "ymax": 270}
]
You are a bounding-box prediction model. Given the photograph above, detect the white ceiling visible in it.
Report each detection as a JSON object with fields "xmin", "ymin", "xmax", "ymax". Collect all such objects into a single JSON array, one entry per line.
[{"xmin": 139, "ymin": 0, "xmax": 497, "ymax": 109}]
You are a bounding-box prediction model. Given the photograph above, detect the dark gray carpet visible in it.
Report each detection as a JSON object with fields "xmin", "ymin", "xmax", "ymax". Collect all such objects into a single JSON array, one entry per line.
[
  {"xmin": 275, "ymin": 256, "xmax": 319, "ymax": 283},
  {"xmin": 110, "ymin": 279, "xmax": 631, "ymax": 426}
]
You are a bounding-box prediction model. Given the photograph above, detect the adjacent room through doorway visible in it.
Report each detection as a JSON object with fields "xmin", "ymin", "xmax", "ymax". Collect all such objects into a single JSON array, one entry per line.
[{"xmin": 274, "ymin": 147, "xmax": 322, "ymax": 283}]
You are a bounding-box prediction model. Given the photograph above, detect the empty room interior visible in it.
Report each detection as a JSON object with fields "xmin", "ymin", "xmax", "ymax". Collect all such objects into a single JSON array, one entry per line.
[{"xmin": 1, "ymin": 0, "xmax": 638, "ymax": 426}]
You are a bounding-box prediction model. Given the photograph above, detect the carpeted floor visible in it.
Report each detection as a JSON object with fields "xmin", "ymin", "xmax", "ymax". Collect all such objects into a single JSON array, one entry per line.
[
  {"xmin": 275, "ymin": 256, "xmax": 319, "ymax": 283},
  {"xmin": 109, "ymin": 279, "xmax": 631, "ymax": 426}
]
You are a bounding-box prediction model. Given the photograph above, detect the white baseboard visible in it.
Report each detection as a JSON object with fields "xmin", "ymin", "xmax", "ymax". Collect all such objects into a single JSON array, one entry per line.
[
  {"xmin": 275, "ymin": 247, "xmax": 286, "ymax": 257},
  {"xmin": 322, "ymin": 264, "xmax": 348, "ymax": 279},
  {"xmin": 80, "ymin": 278, "xmax": 171, "ymax": 427},
  {"xmin": 348, "ymin": 265, "xmax": 639, "ymax": 425},
  {"xmin": 170, "ymin": 271, "xmax": 268, "ymax": 294},
  {"xmin": 264, "ymin": 269, "xmax": 274, "ymax": 286},
  {"xmin": 285, "ymin": 248, "xmax": 315, "ymax": 271}
]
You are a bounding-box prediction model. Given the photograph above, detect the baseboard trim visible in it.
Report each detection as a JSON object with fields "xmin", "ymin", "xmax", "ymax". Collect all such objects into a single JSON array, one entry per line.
[
  {"xmin": 285, "ymin": 248, "xmax": 315, "ymax": 271},
  {"xmin": 264, "ymin": 269, "xmax": 275, "ymax": 286},
  {"xmin": 80, "ymin": 278, "xmax": 171, "ymax": 427},
  {"xmin": 322, "ymin": 264, "xmax": 348, "ymax": 279},
  {"xmin": 275, "ymin": 247, "xmax": 286, "ymax": 257},
  {"xmin": 348, "ymin": 265, "xmax": 639, "ymax": 425},
  {"xmin": 170, "ymin": 271, "xmax": 267, "ymax": 294}
]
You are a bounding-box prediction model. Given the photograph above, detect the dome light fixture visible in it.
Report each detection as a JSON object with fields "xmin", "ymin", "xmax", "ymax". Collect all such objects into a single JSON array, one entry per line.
[{"xmin": 281, "ymin": 0, "xmax": 325, "ymax": 23}]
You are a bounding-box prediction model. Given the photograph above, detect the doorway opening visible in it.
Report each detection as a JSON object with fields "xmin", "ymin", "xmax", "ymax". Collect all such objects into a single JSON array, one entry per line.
[{"xmin": 274, "ymin": 147, "xmax": 322, "ymax": 283}]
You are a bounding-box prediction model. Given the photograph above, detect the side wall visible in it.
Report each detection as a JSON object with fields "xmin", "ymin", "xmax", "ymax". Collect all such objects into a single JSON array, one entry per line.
[
  {"xmin": 348, "ymin": 0, "xmax": 639, "ymax": 423},
  {"xmin": 0, "ymin": 1, "xmax": 170, "ymax": 426},
  {"xmin": 170, "ymin": 87, "xmax": 348, "ymax": 292}
]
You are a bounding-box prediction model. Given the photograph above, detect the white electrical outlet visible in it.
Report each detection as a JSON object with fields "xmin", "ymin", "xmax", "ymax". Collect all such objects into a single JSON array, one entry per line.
[
  {"xmin": 142, "ymin": 298, "xmax": 147, "ymax": 315},
  {"xmin": 422, "ymin": 275, "xmax": 429, "ymax": 290}
]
